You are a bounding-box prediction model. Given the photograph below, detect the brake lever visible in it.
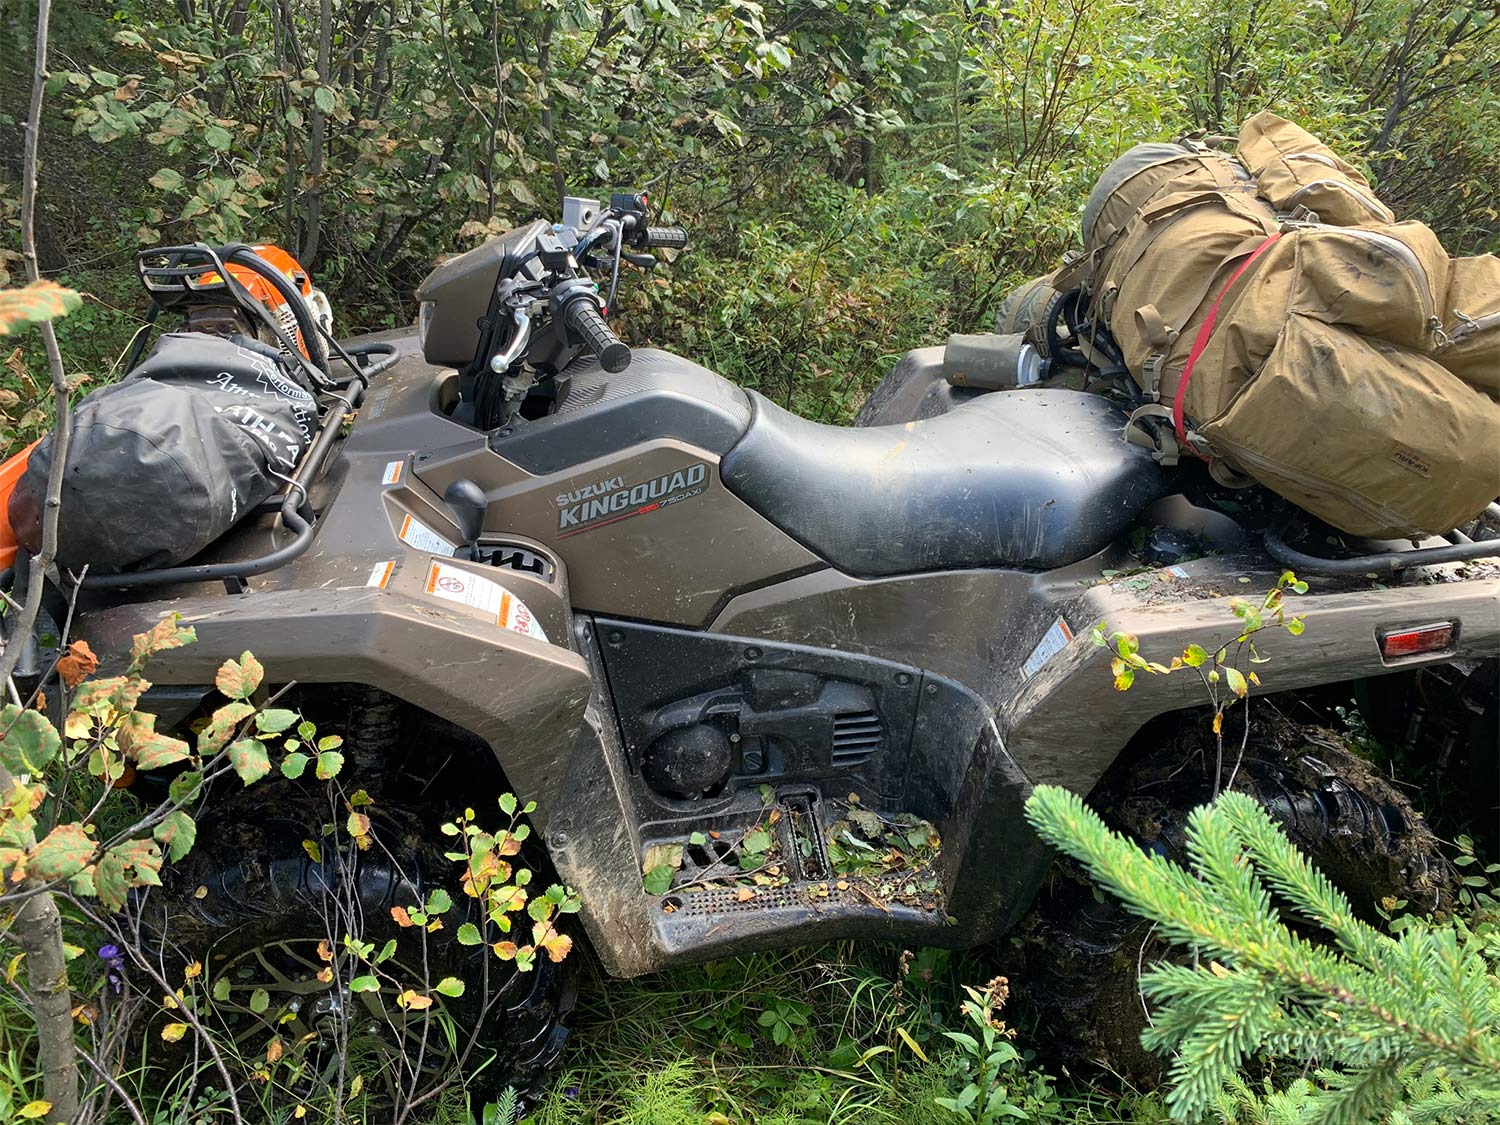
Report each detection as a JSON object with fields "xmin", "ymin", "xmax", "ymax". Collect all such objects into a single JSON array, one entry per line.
[
  {"xmin": 488, "ymin": 304, "xmax": 533, "ymax": 374},
  {"xmin": 622, "ymin": 251, "xmax": 656, "ymax": 269}
]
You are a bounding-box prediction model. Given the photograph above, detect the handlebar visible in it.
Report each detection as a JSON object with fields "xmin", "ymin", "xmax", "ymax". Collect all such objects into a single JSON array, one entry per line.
[
  {"xmin": 643, "ymin": 226, "xmax": 689, "ymax": 250},
  {"xmin": 559, "ymin": 292, "xmax": 631, "ymax": 373}
]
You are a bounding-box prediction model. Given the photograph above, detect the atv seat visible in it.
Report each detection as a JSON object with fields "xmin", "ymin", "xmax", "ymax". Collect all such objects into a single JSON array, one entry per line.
[{"xmin": 720, "ymin": 389, "xmax": 1168, "ymax": 576}]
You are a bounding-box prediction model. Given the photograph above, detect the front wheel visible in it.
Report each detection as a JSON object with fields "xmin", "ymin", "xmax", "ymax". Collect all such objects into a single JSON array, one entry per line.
[
  {"xmin": 157, "ymin": 791, "xmax": 576, "ymax": 1116},
  {"xmin": 1015, "ymin": 715, "xmax": 1453, "ymax": 1083}
]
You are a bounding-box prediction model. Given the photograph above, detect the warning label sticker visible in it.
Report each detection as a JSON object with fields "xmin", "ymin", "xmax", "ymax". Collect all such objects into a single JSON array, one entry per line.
[
  {"xmin": 1021, "ymin": 616, "xmax": 1074, "ymax": 680},
  {"xmin": 398, "ymin": 514, "xmax": 456, "ymax": 556},
  {"xmin": 366, "ymin": 560, "xmax": 395, "ymax": 589},
  {"xmin": 382, "ymin": 460, "xmax": 405, "ymax": 486},
  {"xmin": 424, "ymin": 561, "xmax": 548, "ymax": 643}
]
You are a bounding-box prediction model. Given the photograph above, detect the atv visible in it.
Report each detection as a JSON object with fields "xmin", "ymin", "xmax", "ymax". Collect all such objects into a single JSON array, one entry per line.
[{"xmin": 6, "ymin": 190, "xmax": 1497, "ymax": 1105}]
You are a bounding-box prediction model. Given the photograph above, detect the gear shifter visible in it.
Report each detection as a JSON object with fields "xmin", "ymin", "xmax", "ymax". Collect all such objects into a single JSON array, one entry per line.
[{"xmin": 442, "ymin": 479, "xmax": 488, "ymax": 560}]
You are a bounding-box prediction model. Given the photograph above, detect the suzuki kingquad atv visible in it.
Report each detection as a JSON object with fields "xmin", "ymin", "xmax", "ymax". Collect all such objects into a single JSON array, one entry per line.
[{"xmin": 20, "ymin": 192, "xmax": 1499, "ymax": 1102}]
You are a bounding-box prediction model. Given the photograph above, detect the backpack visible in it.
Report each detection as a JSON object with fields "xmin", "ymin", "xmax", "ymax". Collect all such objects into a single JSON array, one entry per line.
[{"xmin": 1082, "ymin": 114, "xmax": 1500, "ymax": 539}]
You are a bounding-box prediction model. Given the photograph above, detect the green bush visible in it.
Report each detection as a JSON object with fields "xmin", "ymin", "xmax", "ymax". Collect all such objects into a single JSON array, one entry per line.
[{"xmin": 1024, "ymin": 784, "xmax": 1500, "ymax": 1123}]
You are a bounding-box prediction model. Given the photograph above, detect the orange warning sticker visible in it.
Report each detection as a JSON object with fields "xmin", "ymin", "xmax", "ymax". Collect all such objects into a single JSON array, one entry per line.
[
  {"xmin": 366, "ymin": 560, "xmax": 395, "ymax": 589},
  {"xmin": 382, "ymin": 460, "xmax": 405, "ymax": 486},
  {"xmin": 398, "ymin": 513, "xmax": 456, "ymax": 555},
  {"xmin": 423, "ymin": 561, "xmax": 548, "ymax": 642}
]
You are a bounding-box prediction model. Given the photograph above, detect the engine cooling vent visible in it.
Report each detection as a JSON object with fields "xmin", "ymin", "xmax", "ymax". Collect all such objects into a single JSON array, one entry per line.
[{"xmin": 831, "ymin": 710, "xmax": 883, "ymax": 766}]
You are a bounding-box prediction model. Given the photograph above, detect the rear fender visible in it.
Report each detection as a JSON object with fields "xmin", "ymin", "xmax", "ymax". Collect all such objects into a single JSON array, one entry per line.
[{"xmin": 1003, "ymin": 573, "xmax": 1500, "ymax": 794}]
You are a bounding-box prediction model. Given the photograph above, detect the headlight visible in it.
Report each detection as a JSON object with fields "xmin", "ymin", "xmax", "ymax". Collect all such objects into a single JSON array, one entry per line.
[{"xmin": 418, "ymin": 300, "xmax": 435, "ymax": 349}]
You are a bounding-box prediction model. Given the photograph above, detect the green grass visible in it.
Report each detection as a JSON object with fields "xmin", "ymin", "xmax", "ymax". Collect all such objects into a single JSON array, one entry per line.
[{"xmin": 512, "ymin": 944, "xmax": 1160, "ymax": 1125}]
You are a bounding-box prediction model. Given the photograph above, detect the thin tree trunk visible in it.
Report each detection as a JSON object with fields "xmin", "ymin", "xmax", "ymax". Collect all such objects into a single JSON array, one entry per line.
[
  {"xmin": 15, "ymin": 892, "xmax": 77, "ymax": 1125},
  {"xmin": 301, "ymin": 0, "xmax": 333, "ymax": 265},
  {"xmin": 536, "ymin": 17, "xmax": 568, "ymax": 206},
  {"xmin": 6, "ymin": 7, "xmax": 81, "ymax": 1115}
]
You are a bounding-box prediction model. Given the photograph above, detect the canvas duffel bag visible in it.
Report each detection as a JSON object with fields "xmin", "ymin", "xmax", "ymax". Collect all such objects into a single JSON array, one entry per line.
[
  {"xmin": 1082, "ymin": 141, "xmax": 1253, "ymax": 253},
  {"xmin": 994, "ymin": 271, "xmax": 1061, "ymax": 339},
  {"xmin": 1094, "ymin": 187, "xmax": 1278, "ymax": 402},
  {"xmin": 1438, "ymin": 254, "xmax": 1500, "ymax": 397},
  {"xmin": 1180, "ymin": 220, "xmax": 1450, "ymax": 423},
  {"xmin": 1198, "ymin": 315, "xmax": 1500, "ymax": 538},
  {"xmin": 1237, "ymin": 111, "xmax": 1395, "ymax": 227}
]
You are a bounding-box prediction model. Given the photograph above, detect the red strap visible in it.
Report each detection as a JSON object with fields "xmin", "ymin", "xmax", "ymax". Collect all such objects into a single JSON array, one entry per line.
[{"xmin": 1171, "ymin": 232, "xmax": 1283, "ymax": 458}]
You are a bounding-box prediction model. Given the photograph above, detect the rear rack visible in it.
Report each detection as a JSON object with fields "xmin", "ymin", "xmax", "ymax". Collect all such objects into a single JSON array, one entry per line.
[{"xmin": 1266, "ymin": 503, "xmax": 1500, "ymax": 576}]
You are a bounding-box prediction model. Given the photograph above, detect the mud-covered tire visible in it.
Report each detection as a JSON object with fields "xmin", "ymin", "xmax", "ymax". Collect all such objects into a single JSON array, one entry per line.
[
  {"xmin": 158, "ymin": 791, "xmax": 575, "ymax": 1108},
  {"xmin": 1015, "ymin": 716, "xmax": 1453, "ymax": 1083}
]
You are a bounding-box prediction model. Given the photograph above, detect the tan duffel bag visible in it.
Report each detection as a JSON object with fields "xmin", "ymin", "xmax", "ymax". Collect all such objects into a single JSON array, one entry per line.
[
  {"xmin": 1438, "ymin": 254, "xmax": 1500, "ymax": 397},
  {"xmin": 1095, "ymin": 187, "xmax": 1278, "ymax": 402},
  {"xmin": 1182, "ymin": 220, "xmax": 1451, "ymax": 423},
  {"xmin": 1199, "ymin": 315, "xmax": 1500, "ymax": 538},
  {"xmin": 1082, "ymin": 141, "xmax": 1253, "ymax": 253},
  {"xmin": 994, "ymin": 272, "xmax": 1060, "ymax": 339},
  {"xmin": 1237, "ymin": 111, "xmax": 1395, "ymax": 227}
]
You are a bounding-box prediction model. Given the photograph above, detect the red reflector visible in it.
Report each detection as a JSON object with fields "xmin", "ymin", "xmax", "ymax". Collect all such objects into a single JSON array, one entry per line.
[{"xmin": 1378, "ymin": 621, "xmax": 1456, "ymax": 660}]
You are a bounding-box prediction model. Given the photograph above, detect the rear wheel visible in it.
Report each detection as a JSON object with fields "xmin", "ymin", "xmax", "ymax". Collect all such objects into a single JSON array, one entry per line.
[
  {"xmin": 1016, "ymin": 715, "xmax": 1452, "ymax": 1082},
  {"xmin": 160, "ymin": 791, "xmax": 575, "ymax": 1114}
]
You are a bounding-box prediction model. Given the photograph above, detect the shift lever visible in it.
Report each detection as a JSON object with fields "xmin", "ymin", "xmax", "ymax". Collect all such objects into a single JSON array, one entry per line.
[{"xmin": 443, "ymin": 479, "xmax": 488, "ymax": 560}]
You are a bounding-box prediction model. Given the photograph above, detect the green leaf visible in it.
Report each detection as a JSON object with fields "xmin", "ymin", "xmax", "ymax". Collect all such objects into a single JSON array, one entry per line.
[
  {"xmin": 457, "ymin": 922, "xmax": 483, "ymax": 946},
  {"xmin": 255, "ymin": 708, "xmax": 299, "ymax": 734},
  {"xmin": 128, "ymin": 614, "xmax": 197, "ymax": 674},
  {"xmin": 93, "ymin": 854, "xmax": 128, "ymax": 909},
  {"xmin": 249, "ymin": 987, "xmax": 271, "ymax": 1013},
  {"xmin": 426, "ymin": 888, "xmax": 453, "ymax": 914},
  {"xmin": 211, "ymin": 977, "xmax": 231, "ymax": 1002},
  {"xmin": 153, "ymin": 810, "xmax": 197, "ymax": 862},
  {"xmin": 0, "ymin": 704, "xmax": 60, "ymax": 773},
  {"xmin": 198, "ymin": 701, "xmax": 255, "ymax": 754},
  {"xmin": 204, "ymin": 124, "xmax": 232, "ymax": 151},
  {"xmin": 1224, "ymin": 666, "xmax": 1249, "ymax": 699},
  {"xmin": 742, "ymin": 827, "xmax": 773, "ymax": 855},
  {"xmin": 215, "ymin": 652, "xmax": 264, "ymax": 701},
  {"xmin": 1286, "ymin": 617, "xmax": 1306, "ymax": 636},
  {"xmin": 131, "ymin": 727, "xmax": 192, "ymax": 770},
  {"xmin": 313, "ymin": 85, "xmax": 335, "ymax": 114},
  {"xmin": 688, "ymin": 831, "xmax": 707, "ymax": 846},
  {"xmin": 349, "ymin": 975, "xmax": 380, "ymax": 993},
  {"xmin": 1181, "ymin": 644, "xmax": 1208, "ymax": 668},
  {"xmin": 28, "ymin": 824, "xmax": 94, "ymax": 881},
  {"xmin": 148, "ymin": 167, "xmax": 184, "ymax": 192},
  {"xmin": 434, "ymin": 976, "xmax": 465, "ymax": 998},
  {"xmin": 280, "ymin": 752, "xmax": 309, "ymax": 779},
  {"xmin": 316, "ymin": 750, "xmax": 344, "ymax": 780},
  {"xmin": 643, "ymin": 864, "xmax": 674, "ymax": 895},
  {"xmin": 376, "ymin": 938, "xmax": 396, "ymax": 964},
  {"xmin": 169, "ymin": 770, "xmax": 204, "ymax": 804},
  {"xmin": 227, "ymin": 738, "xmax": 271, "ymax": 785},
  {"xmin": 499, "ymin": 792, "xmax": 518, "ymax": 816}
]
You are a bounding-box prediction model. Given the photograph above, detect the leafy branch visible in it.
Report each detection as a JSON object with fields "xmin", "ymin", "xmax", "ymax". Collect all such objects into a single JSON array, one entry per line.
[
  {"xmin": 1091, "ymin": 570, "xmax": 1308, "ymax": 793},
  {"xmin": 1024, "ymin": 784, "xmax": 1500, "ymax": 1123}
]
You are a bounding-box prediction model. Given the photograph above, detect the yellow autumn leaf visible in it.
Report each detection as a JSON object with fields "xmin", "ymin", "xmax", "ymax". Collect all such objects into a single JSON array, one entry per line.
[
  {"xmin": 397, "ymin": 989, "xmax": 434, "ymax": 1010},
  {"xmin": 18, "ymin": 1101, "xmax": 53, "ymax": 1119},
  {"xmin": 896, "ymin": 1026, "xmax": 931, "ymax": 1063},
  {"xmin": 161, "ymin": 1022, "xmax": 189, "ymax": 1042}
]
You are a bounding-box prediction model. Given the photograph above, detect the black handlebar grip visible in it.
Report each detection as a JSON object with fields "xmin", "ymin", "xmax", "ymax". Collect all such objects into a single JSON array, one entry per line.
[
  {"xmin": 562, "ymin": 296, "xmax": 631, "ymax": 373},
  {"xmin": 644, "ymin": 226, "xmax": 689, "ymax": 250}
]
